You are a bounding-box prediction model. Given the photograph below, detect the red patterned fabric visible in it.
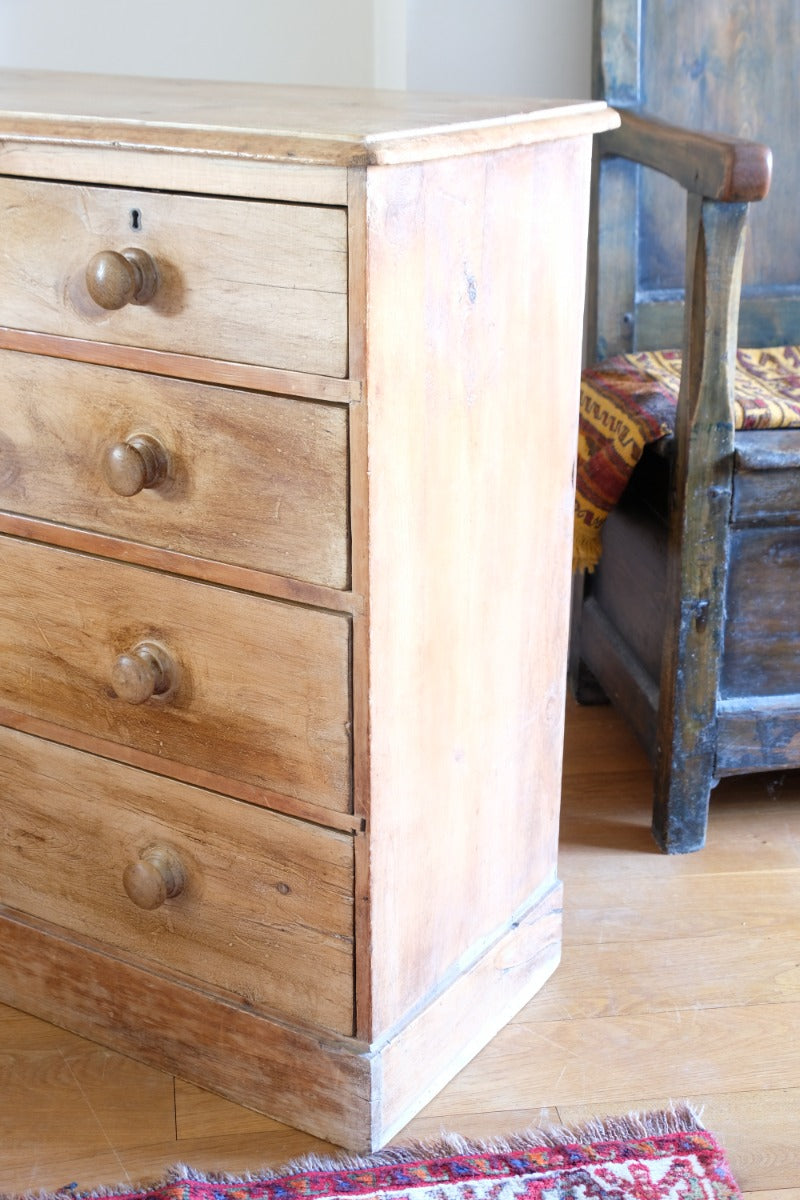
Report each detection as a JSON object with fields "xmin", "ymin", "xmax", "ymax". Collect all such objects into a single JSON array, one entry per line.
[{"xmin": 574, "ymin": 345, "xmax": 800, "ymax": 571}]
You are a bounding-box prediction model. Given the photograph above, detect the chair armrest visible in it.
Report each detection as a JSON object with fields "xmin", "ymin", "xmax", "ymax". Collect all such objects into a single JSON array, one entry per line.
[{"xmin": 599, "ymin": 109, "xmax": 772, "ymax": 202}]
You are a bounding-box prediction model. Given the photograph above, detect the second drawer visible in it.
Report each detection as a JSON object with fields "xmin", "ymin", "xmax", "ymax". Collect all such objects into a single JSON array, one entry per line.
[
  {"xmin": 0, "ymin": 537, "xmax": 352, "ymax": 814},
  {"xmin": 0, "ymin": 350, "xmax": 350, "ymax": 589}
]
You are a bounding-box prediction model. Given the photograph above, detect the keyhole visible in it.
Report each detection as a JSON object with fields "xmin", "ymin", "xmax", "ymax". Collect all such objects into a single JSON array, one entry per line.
[{"xmin": 130, "ymin": 209, "xmax": 142, "ymax": 231}]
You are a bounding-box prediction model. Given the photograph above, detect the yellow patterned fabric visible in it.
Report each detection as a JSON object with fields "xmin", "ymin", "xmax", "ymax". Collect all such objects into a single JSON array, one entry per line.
[{"xmin": 574, "ymin": 345, "xmax": 800, "ymax": 572}]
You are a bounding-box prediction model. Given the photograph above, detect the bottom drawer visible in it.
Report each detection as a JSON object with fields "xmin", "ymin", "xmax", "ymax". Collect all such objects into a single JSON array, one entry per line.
[{"xmin": 0, "ymin": 725, "xmax": 354, "ymax": 1035}]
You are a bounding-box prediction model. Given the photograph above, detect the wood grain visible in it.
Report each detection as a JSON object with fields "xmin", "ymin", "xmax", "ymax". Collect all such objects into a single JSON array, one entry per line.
[
  {"xmin": 0, "ymin": 909, "xmax": 374, "ymax": 1154},
  {"xmin": 723, "ymin": 527, "xmax": 800, "ymax": 695},
  {"xmin": 362, "ymin": 136, "xmax": 593, "ymax": 1036},
  {"xmin": 0, "ymin": 725, "xmax": 355, "ymax": 1033},
  {"xmin": 0, "ymin": 70, "xmax": 617, "ymax": 168},
  {"xmin": 0, "ymin": 350, "xmax": 350, "ymax": 588},
  {"xmin": 0, "ymin": 76, "xmax": 607, "ymax": 1159},
  {"xmin": 601, "ymin": 109, "xmax": 771, "ymax": 202},
  {"xmin": 0, "ymin": 177, "xmax": 348, "ymax": 376},
  {"xmin": 650, "ymin": 197, "xmax": 748, "ymax": 851},
  {"xmin": 1, "ymin": 701, "xmax": 799, "ymax": 1194},
  {"xmin": 732, "ymin": 429, "xmax": 800, "ymax": 525},
  {"xmin": 0, "ymin": 536, "xmax": 352, "ymax": 814},
  {"xmin": 0, "ymin": 327, "xmax": 362, "ymax": 404}
]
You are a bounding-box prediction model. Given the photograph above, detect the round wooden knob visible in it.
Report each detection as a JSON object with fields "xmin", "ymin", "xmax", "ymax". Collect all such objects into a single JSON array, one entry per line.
[
  {"xmin": 123, "ymin": 844, "xmax": 186, "ymax": 910},
  {"xmin": 104, "ymin": 434, "xmax": 169, "ymax": 496},
  {"xmin": 86, "ymin": 247, "xmax": 158, "ymax": 309},
  {"xmin": 110, "ymin": 641, "xmax": 176, "ymax": 705}
]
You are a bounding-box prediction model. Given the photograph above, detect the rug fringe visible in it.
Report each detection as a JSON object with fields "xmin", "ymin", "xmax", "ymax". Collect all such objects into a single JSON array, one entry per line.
[
  {"xmin": 165, "ymin": 1102, "xmax": 706, "ymax": 1184},
  {"xmin": 2, "ymin": 1102, "xmax": 706, "ymax": 1200}
]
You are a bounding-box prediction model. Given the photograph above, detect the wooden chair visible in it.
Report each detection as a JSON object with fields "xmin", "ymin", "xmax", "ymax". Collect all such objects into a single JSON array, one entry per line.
[{"xmin": 570, "ymin": 0, "xmax": 800, "ymax": 852}]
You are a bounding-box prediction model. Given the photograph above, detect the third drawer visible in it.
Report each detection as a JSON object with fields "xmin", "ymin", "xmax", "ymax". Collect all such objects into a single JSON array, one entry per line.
[{"xmin": 0, "ymin": 535, "xmax": 352, "ymax": 815}]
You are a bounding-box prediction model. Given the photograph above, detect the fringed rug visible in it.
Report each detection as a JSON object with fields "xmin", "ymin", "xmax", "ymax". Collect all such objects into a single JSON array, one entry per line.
[{"xmin": 11, "ymin": 1107, "xmax": 743, "ymax": 1200}]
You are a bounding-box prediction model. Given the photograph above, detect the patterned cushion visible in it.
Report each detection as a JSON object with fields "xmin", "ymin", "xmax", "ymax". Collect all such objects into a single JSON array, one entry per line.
[{"xmin": 574, "ymin": 345, "xmax": 800, "ymax": 571}]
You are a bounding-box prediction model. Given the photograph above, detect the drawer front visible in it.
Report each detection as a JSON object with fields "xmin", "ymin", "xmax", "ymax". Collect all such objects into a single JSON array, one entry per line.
[
  {"xmin": 0, "ymin": 538, "xmax": 352, "ymax": 814},
  {"xmin": 0, "ymin": 351, "xmax": 349, "ymax": 588},
  {"xmin": 0, "ymin": 177, "xmax": 348, "ymax": 377},
  {"xmin": 0, "ymin": 725, "xmax": 354, "ymax": 1034}
]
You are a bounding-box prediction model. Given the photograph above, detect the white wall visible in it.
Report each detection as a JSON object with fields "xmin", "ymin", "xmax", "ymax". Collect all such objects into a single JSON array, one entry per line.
[
  {"xmin": 0, "ymin": 0, "xmax": 376, "ymax": 87},
  {"xmin": 405, "ymin": 0, "xmax": 591, "ymax": 98},
  {"xmin": 0, "ymin": 0, "xmax": 591, "ymax": 99}
]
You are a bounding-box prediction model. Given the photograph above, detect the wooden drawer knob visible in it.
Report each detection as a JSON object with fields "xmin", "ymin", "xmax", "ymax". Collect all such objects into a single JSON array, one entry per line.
[
  {"xmin": 104, "ymin": 434, "xmax": 169, "ymax": 496},
  {"xmin": 123, "ymin": 844, "xmax": 186, "ymax": 910},
  {"xmin": 110, "ymin": 641, "xmax": 176, "ymax": 705},
  {"xmin": 86, "ymin": 247, "xmax": 158, "ymax": 309}
]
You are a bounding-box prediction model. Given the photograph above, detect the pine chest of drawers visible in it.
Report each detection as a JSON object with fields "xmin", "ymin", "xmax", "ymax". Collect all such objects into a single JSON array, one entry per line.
[{"xmin": 0, "ymin": 71, "xmax": 616, "ymax": 1151}]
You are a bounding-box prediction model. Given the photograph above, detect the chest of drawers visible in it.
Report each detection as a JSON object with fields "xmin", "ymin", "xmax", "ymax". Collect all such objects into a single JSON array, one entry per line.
[{"xmin": 0, "ymin": 71, "xmax": 616, "ymax": 1151}]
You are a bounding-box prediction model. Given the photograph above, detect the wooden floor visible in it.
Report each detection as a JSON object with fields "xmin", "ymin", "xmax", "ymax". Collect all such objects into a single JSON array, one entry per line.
[{"xmin": 1, "ymin": 698, "xmax": 799, "ymax": 1197}]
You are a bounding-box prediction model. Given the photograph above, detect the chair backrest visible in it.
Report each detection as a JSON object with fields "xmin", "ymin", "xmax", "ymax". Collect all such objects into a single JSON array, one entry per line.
[{"xmin": 588, "ymin": 0, "xmax": 800, "ymax": 360}]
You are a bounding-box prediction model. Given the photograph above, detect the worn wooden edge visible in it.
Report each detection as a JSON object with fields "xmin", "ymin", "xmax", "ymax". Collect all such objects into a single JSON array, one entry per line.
[
  {"xmin": 592, "ymin": 0, "xmax": 641, "ymax": 108},
  {"xmin": 0, "ymin": 512, "xmax": 362, "ymax": 615},
  {"xmin": 650, "ymin": 197, "xmax": 748, "ymax": 853},
  {"xmin": 0, "ymin": 883, "xmax": 562, "ymax": 1151},
  {"xmin": 0, "ymin": 705, "xmax": 363, "ymax": 836},
  {"xmin": 0, "ymin": 99, "xmax": 618, "ymax": 168},
  {"xmin": 360, "ymin": 104, "xmax": 619, "ymax": 165},
  {"xmin": 0, "ymin": 906, "xmax": 376, "ymax": 1152},
  {"xmin": 717, "ymin": 696, "xmax": 800, "ymax": 774},
  {"xmin": 0, "ymin": 141, "xmax": 349, "ymax": 203},
  {"xmin": 0, "ymin": 328, "xmax": 362, "ymax": 405},
  {"xmin": 735, "ymin": 428, "xmax": 800, "ymax": 471},
  {"xmin": 345, "ymin": 167, "xmax": 374, "ymax": 1042},
  {"xmin": 373, "ymin": 882, "xmax": 563, "ymax": 1143},
  {"xmin": 599, "ymin": 108, "xmax": 772, "ymax": 202}
]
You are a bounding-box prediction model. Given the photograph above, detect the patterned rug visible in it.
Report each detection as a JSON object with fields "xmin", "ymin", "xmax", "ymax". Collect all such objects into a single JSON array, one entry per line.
[{"xmin": 17, "ymin": 1108, "xmax": 742, "ymax": 1200}]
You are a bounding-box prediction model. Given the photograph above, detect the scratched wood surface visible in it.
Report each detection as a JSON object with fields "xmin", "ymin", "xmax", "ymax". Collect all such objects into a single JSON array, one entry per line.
[
  {"xmin": 0, "ymin": 699, "xmax": 797, "ymax": 1197},
  {"xmin": 0, "ymin": 350, "xmax": 350, "ymax": 589},
  {"xmin": 0, "ymin": 536, "xmax": 352, "ymax": 817},
  {"xmin": 0, "ymin": 726, "xmax": 355, "ymax": 1035},
  {"xmin": 0, "ymin": 177, "xmax": 349, "ymax": 377}
]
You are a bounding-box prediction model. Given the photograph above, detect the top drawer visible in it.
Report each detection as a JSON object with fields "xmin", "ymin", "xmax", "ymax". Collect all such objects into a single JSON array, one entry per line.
[{"xmin": 0, "ymin": 177, "xmax": 348, "ymax": 377}]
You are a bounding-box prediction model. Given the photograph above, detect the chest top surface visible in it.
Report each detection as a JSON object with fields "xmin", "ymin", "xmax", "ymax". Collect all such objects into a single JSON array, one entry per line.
[{"xmin": 0, "ymin": 69, "xmax": 616, "ymax": 165}]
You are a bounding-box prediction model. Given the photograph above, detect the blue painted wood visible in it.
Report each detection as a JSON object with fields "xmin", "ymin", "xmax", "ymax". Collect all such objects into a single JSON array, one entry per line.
[
  {"xmin": 591, "ymin": 0, "xmax": 800, "ymax": 351},
  {"xmin": 593, "ymin": 0, "xmax": 641, "ymax": 106},
  {"xmin": 585, "ymin": 0, "xmax": 641, "ymax": 358}
]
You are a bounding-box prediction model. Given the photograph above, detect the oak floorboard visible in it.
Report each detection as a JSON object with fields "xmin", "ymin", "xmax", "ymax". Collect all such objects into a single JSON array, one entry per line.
[
  {"xmin": 0, "ymin": 699, "xmax": 798, "ymax": 1195},
  {"xmin": 522, "ymin": 928, "xmax": 800, "ymax": 1021},
  {"xmin": 114, "ymin": 1129, "xmax": 338, "ymax": 1187},
  {"xmin": 175, "ymin": 1080, "xmax": 288, "ymax": 1139},
  {"xmin": 413, "ymin": 1002, "xmax": 800, "ymax": 1117},
  {"xmin": 747, "ymin": 1193, "xmax": 800, "ymax": 1199}
]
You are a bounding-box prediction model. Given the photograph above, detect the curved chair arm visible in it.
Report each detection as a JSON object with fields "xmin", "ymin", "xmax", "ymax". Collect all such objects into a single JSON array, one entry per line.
[{"xmin": 599, "ymin": 108, "xmax": 772, "ymax": 202}]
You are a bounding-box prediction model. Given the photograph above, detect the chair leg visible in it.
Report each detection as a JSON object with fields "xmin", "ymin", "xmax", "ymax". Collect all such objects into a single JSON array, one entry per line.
[
  {"xmin": 650, "ymin": 751, "xmax": 713, "ymax": 853},
  {"xmin": 647, "ymin": 197, "xmax": 747, "ymax": 854},
  {"xmin": 650, "ymin": 593, "xmax": 719, "ymax": 854}
]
